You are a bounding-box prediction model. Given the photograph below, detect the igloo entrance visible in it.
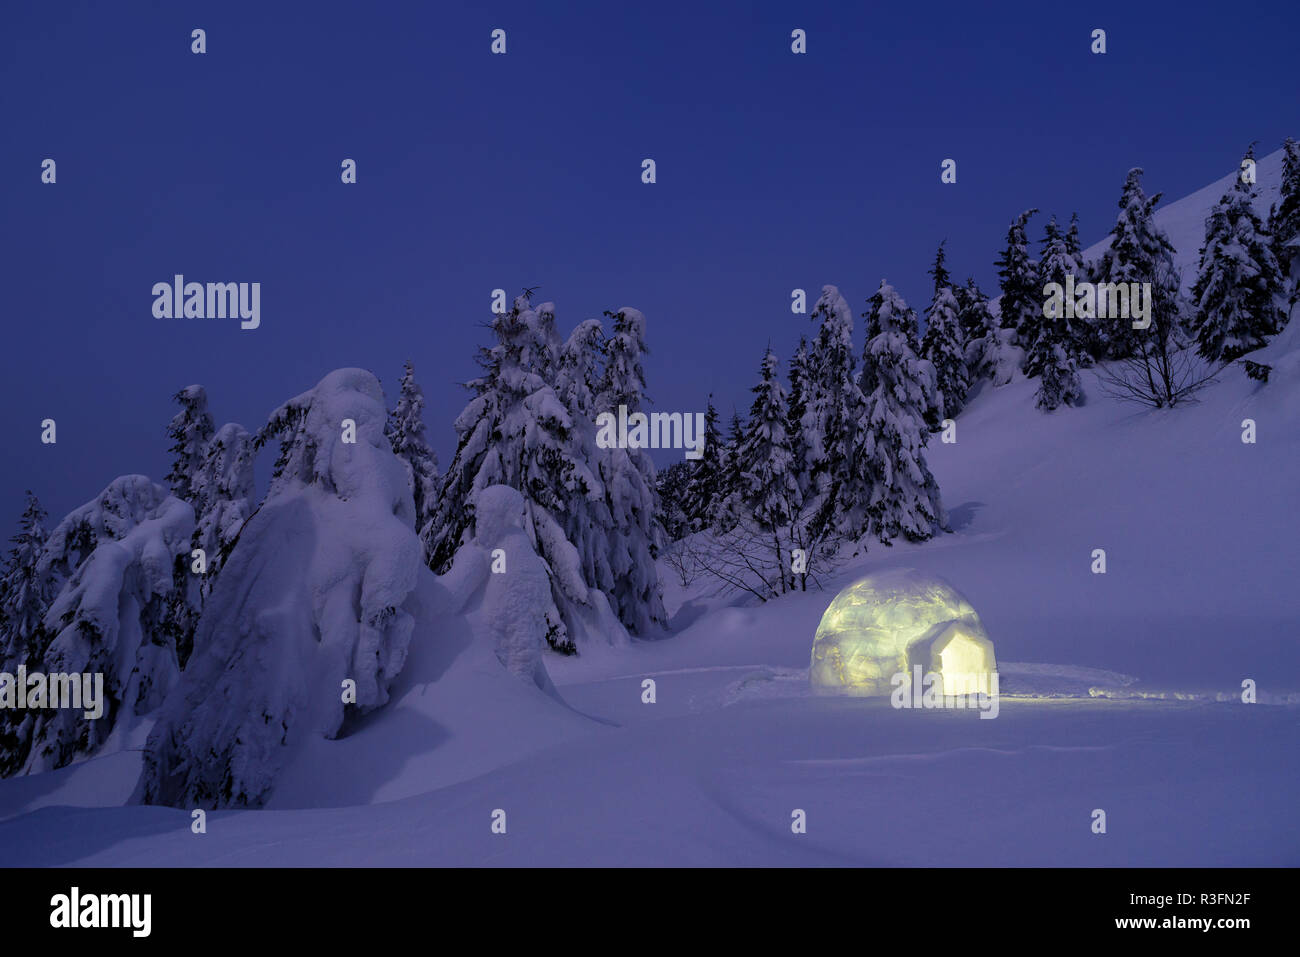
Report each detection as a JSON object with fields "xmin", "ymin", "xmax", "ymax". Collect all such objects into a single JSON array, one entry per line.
[{"xmin": 810, "ymin": 568, "xmax": 996, "ymax": 697}]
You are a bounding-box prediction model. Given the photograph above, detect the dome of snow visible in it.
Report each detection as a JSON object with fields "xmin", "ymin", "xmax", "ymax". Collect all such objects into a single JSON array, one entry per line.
[{"xmin": 810, "ymin": 568, "xmax": 995, "ymax": 696}]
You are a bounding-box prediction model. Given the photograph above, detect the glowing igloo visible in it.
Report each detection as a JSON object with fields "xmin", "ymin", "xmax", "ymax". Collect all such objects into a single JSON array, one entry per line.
[{"xmin": 810, "ymin": 568, "xmax": 996, "ymax": 696}]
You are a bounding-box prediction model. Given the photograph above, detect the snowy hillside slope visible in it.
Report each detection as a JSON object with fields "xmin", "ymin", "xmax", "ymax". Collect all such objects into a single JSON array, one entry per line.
[{"xmin": 0, "ymin": 156, "xmax": 1297, "ymax": 865}]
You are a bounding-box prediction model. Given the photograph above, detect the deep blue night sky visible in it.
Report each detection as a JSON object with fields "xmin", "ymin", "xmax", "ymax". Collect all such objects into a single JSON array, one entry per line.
[{"xmin": 2, "ymin": 0, "xmax": 1297, "ymax": 523}]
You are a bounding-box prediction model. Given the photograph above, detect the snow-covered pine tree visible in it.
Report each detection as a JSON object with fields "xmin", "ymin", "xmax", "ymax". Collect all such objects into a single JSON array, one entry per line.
[
  {"xmin": 424, "ymin": 294, "xmax": 599, "ymax": 651},
  {"xmin": 738, "ymin": 348, "xmax": 801, "ymax": 532},
  {"xmin": 594, "ymin": 306, "xmax": 666, "ymax": 634},
  {"xmin": 191, "ymin": 424, "xmax": 255, "ymax": 590},
  {"xmin": 0, "ymin": 494, "xmax": 55, "ymax": 775},
  {"xmin": 159, "ymin": 387, "xmax": 223, "ymax": 671},
  {"xmin": 921, "ymin": 243, "xmax": 970, "ymax": 422},
  {"xmin": 385, "ymin": 361, "xmax": 440, "ymax": 545},
  {"xmin": 1097, "ymin": 169, "xmax": 1179, "ymax": 360},
  {"xmin": 6, "ymin": 476, "xmax": 194, "ymax": 777},
  {"xmin": 1029, "ymin": 215, "xmax": 1089, "ymax": 374},
  {"xmin": 1028, "ymin": 250, "xmax": 1085, "ymax": 413},
  {"xmin": 164, "ymin": 385, "xmax": 215, "ymax": 508},
  {"xmin": 1032, "ymin": 341, "xmax": 1085, "ymax": 412},
  {"xmin": 1269, "ymin": 137, "xmax": 1300, "ymax": 309},
  {"xmin": 1062, "ymin": 212, "xmax": 1106, "ymax": 360},
  {"xmin": 804, "ymin": 285, "xmax": 863, "ymax": 537},
  {"xmin": 921, "ymin": 286, "xmax": 969, "ymax": 422},
  {"xmin": 683, "ymin": 396, "xmax": 725, "ymax": 531},
  {"xmin": 654, "ymin": 461, "xmax": 692, "ymax": 541},
  {"xmin": 554, "ymin": 318, "xmax": 606, "ymax": 423},
  {"xmin": 1065, "ymin": 212, "xmax": 1084, "ymax": 261},
  {"xmin": 552, "ymin": 317, "xmax": 616, "ymax": 600},
  {"xmin": 785, "ymin": 336, "xmax": 815, "ymax": 497},
  {"xmin": 955, "ymin": 277, "xmax": 988, "ymax": 342},
  {"xmin": 0, "ymin": 492, "xmax": 54, "ymax": 673},
  {"xmin": 686, "ymin": 347, "xmax": 807, "ymax": 597},
  {"xmin": 856, "ymin": 281, "xmax": 945, "ymax": 544},
  {"xmin": 929, "ymin": 239, "xmax": 953, "ymax": 291},
  {"xmin": 714, "ymin": 409, "xmax": 746, "ymax": 530},
  {"xmin": 1191, "ymin": 146, "xmax": 1287, "ymax": 362},
  {"xmin": 995, "ymin": 209, "xmax": 1040, "ymax": 350},
  {"xmin": 957, "ymin": 278, "xmax": 1018, "ymax": 386},
  {"xmin": 526, "ymin": 300, "xmax": 563, "ymax": 382}
]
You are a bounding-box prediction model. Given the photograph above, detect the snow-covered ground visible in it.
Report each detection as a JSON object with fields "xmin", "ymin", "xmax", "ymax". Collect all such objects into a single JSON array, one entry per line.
[{"xmin": 1, "ymin": 152, "xmax": 1297, "ymax": 868}]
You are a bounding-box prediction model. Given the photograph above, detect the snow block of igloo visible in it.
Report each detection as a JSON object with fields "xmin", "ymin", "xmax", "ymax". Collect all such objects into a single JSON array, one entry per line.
[{"xmin": 809, "ymin": 568, "xmax": 995, "ymax": 696}]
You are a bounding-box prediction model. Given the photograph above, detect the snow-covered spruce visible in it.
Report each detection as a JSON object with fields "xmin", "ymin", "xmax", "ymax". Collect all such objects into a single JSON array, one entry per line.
[
  {"xmin": 1269, "ymin": 137, "xmax": 1300, "ymax": 307},
  {"xmin": 1191, "ymin": 146, "xmax": 1287, "ymax": 362},
  {"xmin": 427, "ymin": 295, "xmax": 660, "ymax": 647},
  {"xmin": 552, "ymin": 316, "xmax": 620, "ymax": 601},
  {"xmin": 683, "ymin": 397, "xmax": 726, "ymax": 532},
  {"xmin": 785, "ymin": 336, "xmax": 815, "ymax": 498},
  {"xmin": 190, "ymin": 422, "xmax": 255, "ymax": 599},
  {"xmin": 593, "ymin": 307, "xmax": 667, "ymax": 635},
  {"xmin": 921, "ymin": 247, "xmax": 970, "ymax": 422},
  {"xmin": 955, "ymin": 277, "xmax": 993, "ymax": 345},
  {"xmin": 0, "ymin": 492, "xmax": 54, "ymax": 673},
  {"xmin": 995, "ymin": 209, "xmax": 1040, "ymax": 353},
  {"xmin": 161, "ymin": 387, "xmax": 254, "ymax": 663},
  {"xmin": 386, "ymin": 360, "xmax": 440, "ymax": 547},
  {"xmin": 164, "ymin": 385, "xmax": 215, "ymax": 509},
  {"xmin": 136, "ymin": 369, "xmax": 422, "ymax": 808},
  {"xmin": 426, "ymin": 296, "xmax": 597, "ymax": 653},
  {"xmin": 802, "ymin": 285, "xmax": 864, "ymax": 537},
  {"xmin": 1031, "ymin": 216, "xmax": 1090, "ymax": 371},
  {"xmin": 921, "ymin": 285, "xmax": 969, "ymax": 422},
  {"xmin": 653, "ymin": 461, "xmax": 692, "ymax": 542},
  {"xmin": 1097, "ymin": 169, "xmax": 1180, "ymax": 360},
  {"xmin": 856, "ymin": 281, "xmax": 946, "ymax": 544},
  {"xmin": 553, "ymin": 318, "xmax": 605, "ymax": 428},
  {"xmin": 956, "ymin": 278, "xmax": 1009, "ymax": 386},
  {"xmin": 2, "ymin": 477, "xmax": 194, "ymax": 777},
  {"xmin": 1029, "ymin": 218, "xmax": 1086, "ymax": 411},
  {"xmin": 710, "ymin": 409, "xmax": 746, "ymax": 532},
  {"xmin": 919, "ymin": 243, "xmax": 968, "ymax": 425},
  {"xmin": 736, "ymin": 348, "xmax": 801, "ymax": 532},
  {"xmin": 0, "ymin": 493, "xmax": 58, "ymax": 774},
  {"xmin": 1032, "ymin": 342, "xmax": 1084, "ymax": 412}
]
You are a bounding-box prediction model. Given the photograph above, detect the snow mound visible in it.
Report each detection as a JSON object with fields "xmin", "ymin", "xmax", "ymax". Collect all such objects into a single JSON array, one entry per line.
[{"xmin": 457, "ymin": 485, "xmax": 563, "ymax": 691}]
